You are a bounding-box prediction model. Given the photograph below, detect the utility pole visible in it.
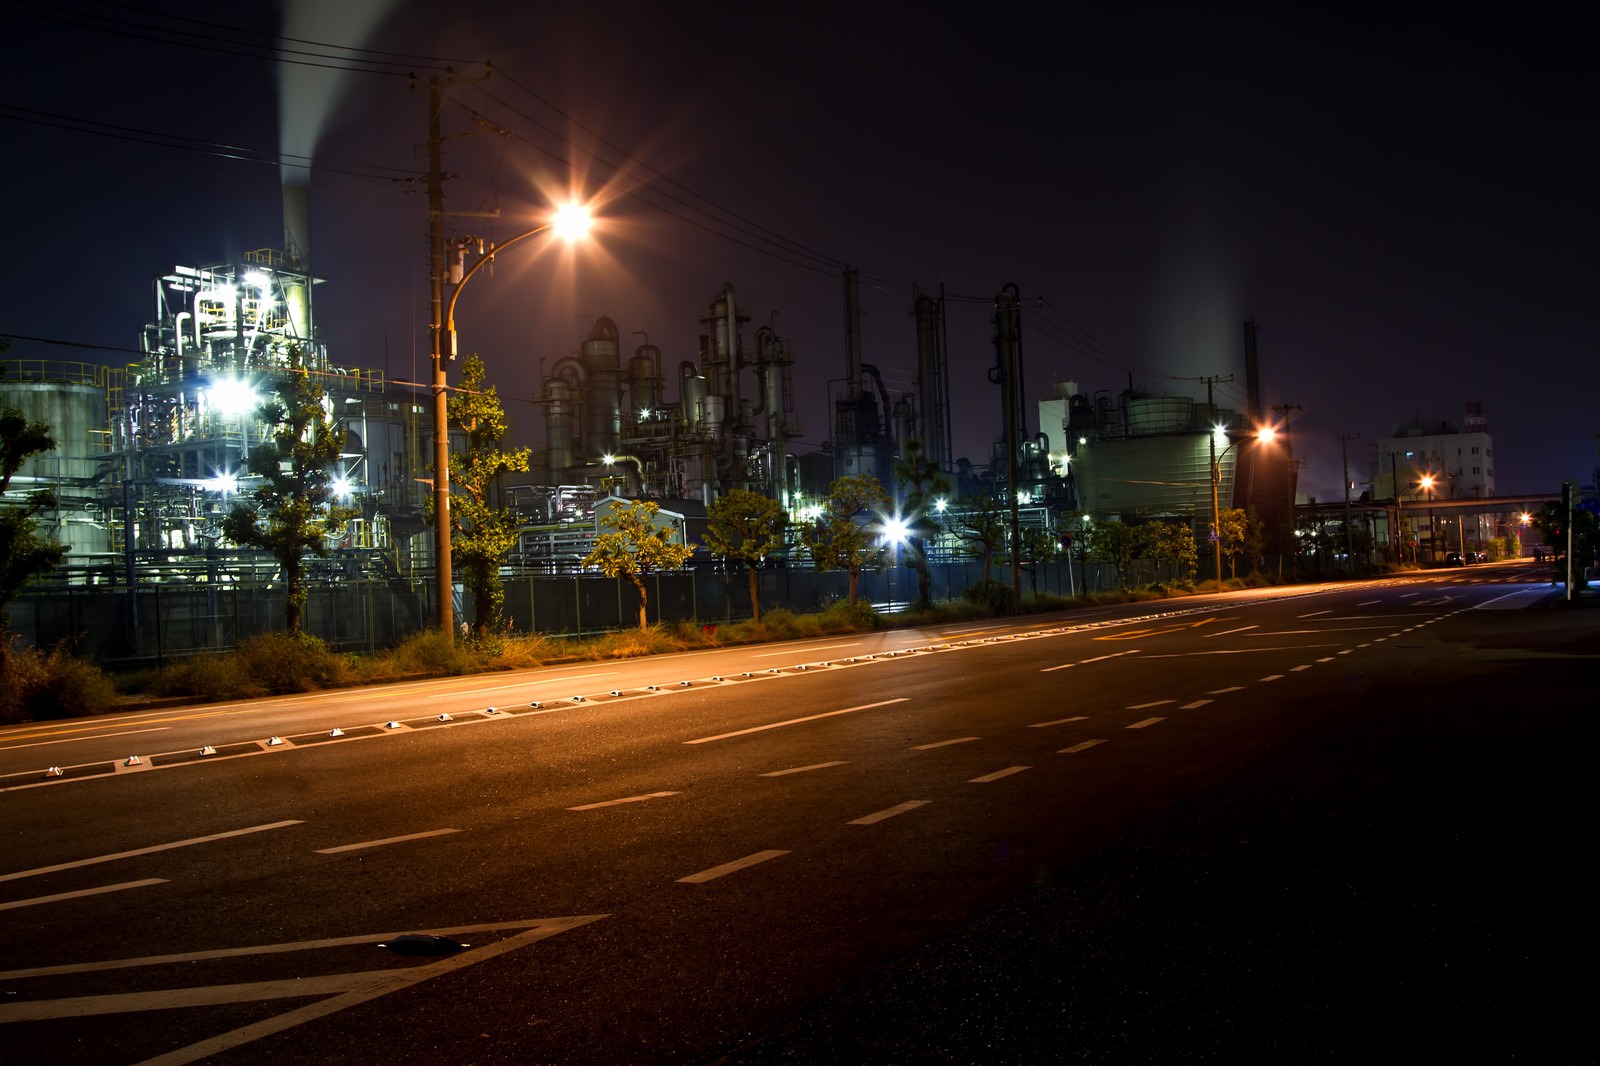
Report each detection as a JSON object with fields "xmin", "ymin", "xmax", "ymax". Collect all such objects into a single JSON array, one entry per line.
[
  {"xmin": 992, "ymin": 284, "xmax": 1024, "ymax": 606},
  {"xmin": 426, "ymin": 74, "xmax": 453, "ymax": 637},
  {"xmin": 1273, "ymin": 402, "xmax": 1301, "ymax": 578},
  {"xmin": 1203, "ymin": 374, "xmax": 1235, "ymax": 585},
  {"xmin": 1338, "ymin": 432, "xmax": 1357, "ymax": 571}
]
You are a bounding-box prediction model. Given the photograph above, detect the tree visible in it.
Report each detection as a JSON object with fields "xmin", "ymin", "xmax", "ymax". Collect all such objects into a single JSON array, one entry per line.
[
  {"xmin": 448, "ymin": 355, "xmax": 530, "ymax": 638},
  {"xmin": 798, "ymin": 474, "xmax": 890, "ymax": 605},
  {"xmin": 1020, "ymin": 526, "xmax": 1058, "ymax": 595},
  {"xmin": 1136, "ymin": 519, "xmax": 1198, "ymax": 585},
  {"xmin": 582, "ymin": 499, "xmax": 696, "ymax": 630},
  {"xmin": 1218, "ymin": 506, "xmax": 1254, "ymax": 579},
  {"xmin": 222, "ymin": 349, "xmax": 352, "ymax": 635},
  {"xmin": 1084, "ymin": 520, "xmax": 1137, "ymax": 590},
  {"xmin": 950, "ymin": 493, "xmax": 1008, "ymax": 586},
  {"xmin": 1532, "ymin": 488, "xmax": 1600, "ymax": 587},
  {"xmin": 893, "ymin": 439, "xmax": 951, "ymax": 610},
  {"xmin": 704, "ymin": 488, "xmax": 787, "ymax": 622},
  {"xmin": 0, "ymin": 404, "xmax": 66, "ymax": 657}
]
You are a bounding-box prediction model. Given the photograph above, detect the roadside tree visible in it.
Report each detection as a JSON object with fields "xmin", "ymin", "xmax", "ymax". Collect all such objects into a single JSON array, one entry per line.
[
  {"xmin": 448, "ymin": 355, "xmax": 530, "ymax": 638},
  {"xmin": 704, "ymin": 488, "xmax": 787, "ymax": 622},
  {"xmin": 798, "ymin": 474, "xmax": 889, "ymax": 605},
  {"xmin": 222, "ymin": 348, "xmax": 352, "ymax": 635},
  {"xmin": 582, "ymin": 500, "xmax": 696, "ymax": 630},
  {"xmin": 893, "ymin": 439, "xmax": 951, "ymax": 609}
]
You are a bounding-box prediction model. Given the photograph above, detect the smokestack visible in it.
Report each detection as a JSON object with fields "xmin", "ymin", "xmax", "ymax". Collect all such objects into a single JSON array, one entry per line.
[
  {"xmin": 1242, "ymin": 319, "xmax": 1261, "ymax": 425},
  {"xmin": 283, "ymin": 178, "xmax": 311, "ymax": 271}
]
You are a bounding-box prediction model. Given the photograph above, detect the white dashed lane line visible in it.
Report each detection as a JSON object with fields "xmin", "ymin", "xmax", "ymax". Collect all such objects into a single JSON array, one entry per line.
[
  {"xmin": 314, "ymin": 829, "xmax": 461, "ymax": 854},
  {"xmin": 759, "ymin": 761, "xmax": 847, "ymax": 777},
  {"xmin": 676, "ymin": 850, "xmax": 790, "ymax": 884},
  {"xmin": 912, "ymin": 737, "xmax": 981, "ymax": 751},
  {"xmin": 848, "ymin": 801, "xmax": 930, "ymax": 826},
  {"xmin": 1125, "ymin": 717, "xmax": 1165, "ymax": 730},
  {"xmin": 1060, "ymin": 740, "xmax": 1106, "ymax": 754}
]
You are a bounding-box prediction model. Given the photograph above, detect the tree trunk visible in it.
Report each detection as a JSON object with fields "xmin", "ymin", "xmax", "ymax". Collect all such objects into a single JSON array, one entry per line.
[
  {"xmin": 747, "ymin": 565, "xmax": 760, "ymax": 622},
  {"xmin": 634, "ymin": 577, "xmax": 649, "ymax": 630}
]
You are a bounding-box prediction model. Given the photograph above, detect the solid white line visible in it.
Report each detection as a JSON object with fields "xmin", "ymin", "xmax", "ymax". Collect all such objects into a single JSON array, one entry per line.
[
  {"xmin": 1060, "ymin": 739, "xmax": 1106, "ymax": 754},
  {"xmin": 969, "ymin": 766, "xmax": 1030, "ymax": 783},
  {"xmin": 684, "ymin": 698, "xmax": 908, "ymax": 744},
  {"xmin": 1181, "ymin": 699, "xmax": 1213, "ymax": 710},
  {"xmin": 676, "ymin": 850, "xmax": 790, "ymax": 883},
  {"xmin": 912, "ymin": 736, "xmax": 980, "ymax": 750},
  {"xmin": 1205, "ymin": 625, "xmax": 1259, "ymax": 638},
  {"xmin": 0, "ymin": 726, "xmax": 171, "ymax": 752},
  {"xmin": 760, "ymin": 761, "xmax": 848, "ymax": 777},
  {"xmin": 1298, "ymin": 609, "xmax": 1331, "ymax": 617},
  {"xmin": 0, "ymin": 820, "xmax": 304, "ymax": 884},
  {"xmin": 429, "ymin": 671, "xmax": 617, "ymax": 698},
  {"xmin": 0, "ymin": 878, "xmax": 168, "ymax": 911},
  {"xmin": 313, "ymin": 829, "xmax": 461, "ymax": 854},
  {"xmin": 849, "ymin": 800, "xmax": 930, "ymax": 825},
  {"xmin": 1128, "ymin": 699, "xmax": 1174, "ymax": 710},
  {"xmin": 1126, "ymin": 717, "xmax": 1165, "ymax": 729},
  {"xmin": 1029, "ymin": 716, "xmax": 1088, "ymax": 728},
  {"xmin": 752, "ymin": 642, "xmax": 861, "ymax": 657},
  {"xmin": 566, "ymin": 792, "xmax": 679, "ymax": 812}
]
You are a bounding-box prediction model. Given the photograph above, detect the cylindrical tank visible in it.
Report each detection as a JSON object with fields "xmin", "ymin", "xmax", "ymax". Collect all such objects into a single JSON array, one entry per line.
[
  {"xmin": 627, "ymin": 344, "xmax": 663, "ymax": 415},
  {"xmin": 544, "ymin": 377, "xmax": 577, "ymax": 474},
  {"xmin": 581, "ymin": 317, "xmax": 621, "ymax": 460},
  {"xmin": 0, "ymin": 375, "xmax": 105, "ymax": 482},
  {"xmin": 681, "ymin": 365, "xmax": 707, "ymax": 428},
  {"xmin": 1124, "ymin": 396, "xmax": 1194, "ymax": 437}
]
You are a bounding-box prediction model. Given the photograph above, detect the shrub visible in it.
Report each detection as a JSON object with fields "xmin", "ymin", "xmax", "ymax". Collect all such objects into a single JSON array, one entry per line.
[
  {"xmin": 231, "ymin": 632, "xmax": 348, "ymax": 694},
  {"xmin": 963, "ymin": 580, "xmax": 1016, "ymax": 613},
  {"xmin": 377, "ymin": 629, "xmax": 474, "ymax": 678},
  {"xmin": 0, "ymin": 643, "xmax": 119, "ymax": 722}
]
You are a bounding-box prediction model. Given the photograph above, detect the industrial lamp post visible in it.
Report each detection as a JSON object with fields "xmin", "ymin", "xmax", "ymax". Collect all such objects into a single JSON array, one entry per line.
[
  {"xmin": 430, "ymin": 204, "xmax": 592, "ymax": 636},
  {"xmin": 1209, "ymin": 424, "xmax": 1274, "ymax": 586}
]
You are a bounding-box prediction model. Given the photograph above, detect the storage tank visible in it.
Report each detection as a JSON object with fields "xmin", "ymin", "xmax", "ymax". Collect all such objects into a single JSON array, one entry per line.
[
  {"xmin": 580, "ymin": 317, "xmax": 621, "ymax": 460},
  {"xmin": 1124, "ymin": 396, "xmax": 1194, "ymax": 437}
]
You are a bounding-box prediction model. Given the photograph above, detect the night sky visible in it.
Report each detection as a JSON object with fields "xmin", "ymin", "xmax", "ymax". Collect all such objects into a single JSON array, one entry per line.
[{"xmin": 4, "ymin": 2, "xmax": 1595, "ymax": 502}]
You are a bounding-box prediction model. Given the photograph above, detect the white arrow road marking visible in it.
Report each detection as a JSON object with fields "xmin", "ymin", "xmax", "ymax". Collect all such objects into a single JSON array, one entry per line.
[{"xmin": 0, "ymin": 916, "xmax": 608, "ymax": 1066}]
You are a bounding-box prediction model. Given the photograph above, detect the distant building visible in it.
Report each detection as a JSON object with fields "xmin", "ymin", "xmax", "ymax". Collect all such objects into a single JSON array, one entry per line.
[{"xmin": 1373, "ymin": 403, "xmax": 1494, "ymax": 501}]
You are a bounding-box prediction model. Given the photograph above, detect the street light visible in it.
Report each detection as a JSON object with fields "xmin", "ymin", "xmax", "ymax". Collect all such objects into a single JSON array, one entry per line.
[
  {"xmin": 1210, "ymin": 424, "xmax": 1274, "ymax": 586},
  {"xmin": 1419, "ymin": 474, "xmax": 1437, "ymax": 562},
  {"xmin": 431, "ymin": 204, "xmax": 593, "ymax": 635}
]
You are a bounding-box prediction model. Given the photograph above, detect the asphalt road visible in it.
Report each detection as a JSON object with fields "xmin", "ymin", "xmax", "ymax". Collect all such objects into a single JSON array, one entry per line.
[{"xmin": 1, "ymin": 563, "xmax": 1592, "ymax": 1064}]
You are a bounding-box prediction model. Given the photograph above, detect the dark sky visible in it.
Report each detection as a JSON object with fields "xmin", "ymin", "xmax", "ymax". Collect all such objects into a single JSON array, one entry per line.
[{"xmin": 4, "ymin": 2, "xmax": 1595, "ymax": 501}]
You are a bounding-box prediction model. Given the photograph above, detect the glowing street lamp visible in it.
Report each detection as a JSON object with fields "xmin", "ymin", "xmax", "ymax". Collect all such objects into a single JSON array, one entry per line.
[
  {"xmin": 1210, "ymin": 424, "xmax": 1274, "ymax": 586},
  {"xmin": 430, "ymin": 203, "xmax": 593, "ymax": 635}
]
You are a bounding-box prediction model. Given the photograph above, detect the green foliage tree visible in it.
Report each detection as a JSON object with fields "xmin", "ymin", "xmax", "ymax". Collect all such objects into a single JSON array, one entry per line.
[
  {"xmin": 222, "ymin": 349, "xmax": 353, "ymax": 635},
  {"xmin": 447, "ymin": 355, "xmax": 530, "ymax": 638},
  {"xmin": 704, "ymin": 488, "xmax": 787, "ymax": 622},
  {"xmin": 1084, "ymin": 520, "xmax": 1137, "ymax": 590},
  {"xmin": 950, "ymin": 493, "xmax": 1008, "ymax": 586},
  {"xmin": 1020, "ymin": 526, "xmax": 1058, "ymax": 594},
  {"xmin": 798, "ymin": 474, "xmax": 890, "ymax": 605},
  {"xmin": 582, "ymin": 499, "xmax": 697, "ymax": 629},
  {"xmin": 0, "ymin": 402, "xmax": 67, "ymax": 663},
  {"xmin": 893, "ymin": 439, "xmax": 951, "ymax": 609},
  {"xmin": 1532, "ymin": 489, "xmax": 1600, "ymax": 586},
  {"xmin": 1136, "ymin": 519, "xmax": 1198, "ymax": 584}
]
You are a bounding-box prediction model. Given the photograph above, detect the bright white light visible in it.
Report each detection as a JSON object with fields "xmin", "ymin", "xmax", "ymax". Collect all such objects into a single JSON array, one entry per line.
[
  {"xmin": 1212, "ymin": 426, "xmax": 1230, "ymax": 447},
  {"xmin": 552, "ymin": 202, "xmax": 593, "ymax": 241},
  {"xmin": 639, "ymin": 408, "xmax": 653, "ymax": 421},
  {"xmin": 933, "ymin": 498, "xmax": 948, "ymax": 514},
  {"xmin": 208, "ymin": 378, "xmax": 259, "ymax": 418},
  {"xmin": 602, "ymin": 454, "xmax": 616, "ymax": 466},
  {"xmin": 881, "ymin": 515, "xmax": 911, "ymax": 545},
  {"xmin": 331, "ymin": 475, "xmax": 353, "ymax": 499},
  {"xmin": 205, "ymin": 473, "xmax": 237, "ymax": 495},
  {"xmin": 242, "ymin": 271, "xmax": 273, "ymax": 291}
]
